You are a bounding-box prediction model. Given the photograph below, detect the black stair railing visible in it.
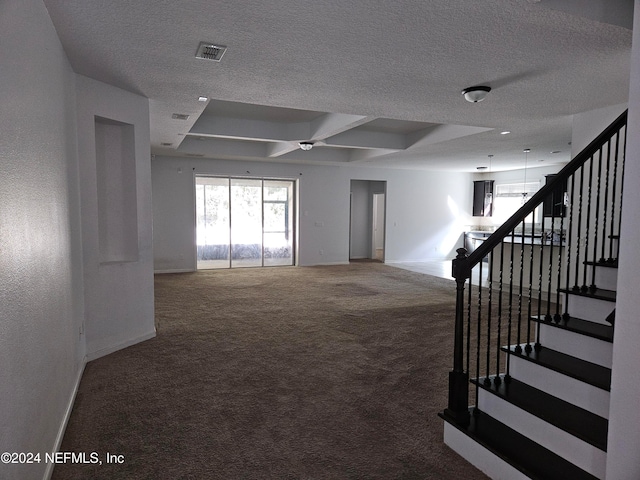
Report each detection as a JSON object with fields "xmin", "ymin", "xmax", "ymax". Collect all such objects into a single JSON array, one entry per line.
[{"xmin": 444, "ymin": 110, "xmax": 627, "ymax": 426}]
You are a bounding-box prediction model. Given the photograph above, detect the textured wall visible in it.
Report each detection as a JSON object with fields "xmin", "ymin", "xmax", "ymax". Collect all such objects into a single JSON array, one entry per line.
[
  {"xmin": 0, "ymin": 1, "xmax": 85, "ymax": 479},
  {"xmin": 75, "ymin": 75, "xmax": 156, "ymax": 360}
]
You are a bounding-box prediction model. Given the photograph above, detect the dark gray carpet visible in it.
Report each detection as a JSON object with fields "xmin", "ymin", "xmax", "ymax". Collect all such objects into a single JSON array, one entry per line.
[{"xmin": 53, "ymin": 263, "xmax": 488, "ymax": 479}]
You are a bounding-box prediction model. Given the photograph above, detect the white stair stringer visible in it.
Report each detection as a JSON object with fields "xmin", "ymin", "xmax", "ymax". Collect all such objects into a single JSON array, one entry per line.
[
  {"xmin": 477, "ymin": 388, "xmax": 606, "ymax": 479},
  {"xmin": 508, "ymin": 353, "xmax": 610, "ymax": 419},
  {"xmin": 563, "ymin": 294, "xmax": 614, "ymax": 325},
  {"xmin": 537, "ymin": 323, "xmax": 612, "ymax": 368}
]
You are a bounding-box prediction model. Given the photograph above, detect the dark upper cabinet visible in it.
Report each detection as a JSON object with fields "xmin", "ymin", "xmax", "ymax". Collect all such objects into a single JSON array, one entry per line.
[
  {"xmin": 473, "ymin": 180, "xmax": 494, "ymax": 217},
  {"xmin": 543, "ymin": 174, "xmax": 567, "ymax": 217}
]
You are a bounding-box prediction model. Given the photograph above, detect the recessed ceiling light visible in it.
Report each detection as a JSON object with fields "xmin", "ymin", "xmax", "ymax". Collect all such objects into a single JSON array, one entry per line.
[
  {"xmin": 172, "ymin": 113, "xmax": 190, "ymax": 120},
  {"xmin": 500, "ymin": 131, "xmax": 511, "ymax": 135},
  {"xmin": 198, "ymin": 96, "xmax": 208, "ymax": 102},
  {"xmin": 550, "ymin": 150, "xmax": 561, "ymax": 154}
]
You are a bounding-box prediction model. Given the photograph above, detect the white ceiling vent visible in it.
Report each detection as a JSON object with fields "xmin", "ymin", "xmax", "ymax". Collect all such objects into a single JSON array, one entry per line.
[{"xmin": 196, "ymin": 42, "xmax": 227, "ymax": 62}]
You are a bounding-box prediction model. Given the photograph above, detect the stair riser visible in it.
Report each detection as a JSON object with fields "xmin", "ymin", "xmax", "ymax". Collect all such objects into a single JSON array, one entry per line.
[
  {"xmin": 563, "ymin": 294, "xmax": 615, "ymax": 325},
  {"xmin": 508, "ymin": 355, "xmax": 610, "ymax": 418},
  {"xmin": 443, "ymin": 422, "xmax": 532, "ymax": 480},
  {"xmin": 588, "ymin": 265, "xmax": 618, "ymax": 291},
  {"xmin": 538, "ymin": 324, "xmax": 613, "ymax": 368},
  {"xmin": 478, "ymin": 390, "xmax": 606, "ymax": 479}
]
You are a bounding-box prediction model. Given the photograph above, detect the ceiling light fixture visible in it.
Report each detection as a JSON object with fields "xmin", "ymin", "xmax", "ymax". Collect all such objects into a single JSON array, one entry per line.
[
  {"xmin": 299, "ymin": 142, "xmax": 314, "ymax": 151},
  {"xmin": 500, "ymin": 131, "xmax": 511, "ymax": 135},
  {"xmin": 461, "ymin": 86, "xmax": 491, "ymax": 103},
  {"xmin": 198, "ymin": 96, "xmax": 208, "ymax": 102}
]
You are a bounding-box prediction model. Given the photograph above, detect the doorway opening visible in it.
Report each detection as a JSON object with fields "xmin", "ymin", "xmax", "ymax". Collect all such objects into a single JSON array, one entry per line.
[
  {"xmin": 349, "ymin": 180, "xmax": 386, "ymax": 262},
  {"xmin": 195, "ymin": 176, "xmax": 296, "ymax": 269}
]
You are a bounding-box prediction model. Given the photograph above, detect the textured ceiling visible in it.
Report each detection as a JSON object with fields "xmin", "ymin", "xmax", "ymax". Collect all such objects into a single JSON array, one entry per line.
[{"xmin": 43, "ymin": 0, "xmax": 633, "ymax": 171}]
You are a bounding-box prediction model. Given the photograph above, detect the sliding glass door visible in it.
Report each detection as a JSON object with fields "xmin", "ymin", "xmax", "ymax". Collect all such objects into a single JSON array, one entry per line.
[{"xmin": 196, "ymin": 176, "xmax": 295, "ymax": 269}]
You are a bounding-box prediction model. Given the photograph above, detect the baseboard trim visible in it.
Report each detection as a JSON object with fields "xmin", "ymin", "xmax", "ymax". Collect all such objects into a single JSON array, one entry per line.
[
  {"xmin": 154, "ymin": 268, "xmax": 194, "ymax": 274},
  {"xmin": 43, "ymin": 358, "xmax": 87, "ymax": 480},
  {"xmin": 86, "ymin": 329, "xmax": 156, "ymax": 362}
]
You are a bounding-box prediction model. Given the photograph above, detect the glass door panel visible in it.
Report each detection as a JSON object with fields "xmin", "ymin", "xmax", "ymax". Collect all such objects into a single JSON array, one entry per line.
[
  {"xmin": 196, "ymin": 177, "xmax": 230, "ymax": 269},
  {"xmin": 230, "ymin": 178, "xmax": 263, "ymax": 268},
  {"xmin": 263, "ymin": 180, "xmax": 294, "ymax": 266}
]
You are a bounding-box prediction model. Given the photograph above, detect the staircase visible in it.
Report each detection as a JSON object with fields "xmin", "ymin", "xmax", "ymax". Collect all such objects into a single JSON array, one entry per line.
[{"xmin": 440, "ymin": 112, "xmax": 626, "ymax": 480}]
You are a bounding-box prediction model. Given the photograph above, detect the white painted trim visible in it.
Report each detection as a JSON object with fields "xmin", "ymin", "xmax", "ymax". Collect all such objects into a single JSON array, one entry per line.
[
  {"xmin": 509, "ymin": 354, "xmax": 610, "ymax": 418},
  {"xmin": 478, "ymin": 389, "xmax": 606, "ymax": 479},
  {"xmin": 43, "ymin": 358, "xmax": 87, "ymax": 480},
  {"xmin": 538, "ymin": 323, "xmax": 613, "ymax": 368},
  {"xmin": 86, "ymin": 329, "xmax": 156, "ymax": 361},
  {"xmin": 564, "ymin": 294, "xmax": 614, "ymax": 325},
  {"xmin": 443, "ymin": 422, "xmax": 531, "ymax": 480},
  {"xmin": 154, "ymin": 268, "xmax": 195, "ymax": 274}
]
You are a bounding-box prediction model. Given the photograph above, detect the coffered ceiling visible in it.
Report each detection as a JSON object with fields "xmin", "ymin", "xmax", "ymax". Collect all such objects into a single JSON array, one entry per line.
[{"xmin": 44, "ymin": 0, "xmax": 633, "ymax": 171}]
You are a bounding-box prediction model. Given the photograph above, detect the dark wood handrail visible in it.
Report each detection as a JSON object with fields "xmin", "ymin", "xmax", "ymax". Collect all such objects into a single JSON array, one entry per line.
[{"xmin": 460, "ymin": 110, "xmax": 627, "ymax": 273}]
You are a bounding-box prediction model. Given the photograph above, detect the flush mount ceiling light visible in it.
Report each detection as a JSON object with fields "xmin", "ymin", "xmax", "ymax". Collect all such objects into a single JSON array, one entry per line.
[
  {"xmin": 299, "ymin": 142, "xmax": 314, "ymax": 151},
  {"xmin": 461, "ymin": 86, "xmax": 491, "ymax": 103},
  {"xmin": 198, "ymin": 96, "xmax": 208, "ymax": 102}
]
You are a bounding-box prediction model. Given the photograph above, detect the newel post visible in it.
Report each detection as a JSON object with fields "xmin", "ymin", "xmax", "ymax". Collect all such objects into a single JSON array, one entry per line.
[{"xmin": 445, "ymin": 247, "xmax": 471, "ymax": 426}]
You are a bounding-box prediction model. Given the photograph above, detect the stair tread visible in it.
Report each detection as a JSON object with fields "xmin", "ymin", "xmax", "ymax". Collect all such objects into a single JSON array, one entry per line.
[
  {"xmin": 503, "ymin": 345, "xmax": 611, "ymax": 390},
  {"xmin": 531, "ymin": 315, "xmax": 614, "ymax": 342},
  {"xmin": 559, "ymin": 287, "xmax": 616, "ymax": 302},
  {"xmin": 584, "ymin": 260, "xmax": 619, "ymax": 268},
  {"xmin": 473, "ymin": 376, "xmax": 608, "ymax": 450},
  {"xmin": 440, "ymin": 409, "xmax": 599, "ymax": 480}
]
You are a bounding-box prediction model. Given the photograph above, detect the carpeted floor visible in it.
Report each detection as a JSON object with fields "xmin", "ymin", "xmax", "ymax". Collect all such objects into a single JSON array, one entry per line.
[{"xmin": 53, "ymin": 263, "xmax": 488, "ymax": 479}]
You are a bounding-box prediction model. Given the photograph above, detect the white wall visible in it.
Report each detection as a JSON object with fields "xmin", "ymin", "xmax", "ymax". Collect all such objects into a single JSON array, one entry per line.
[
  {"xmin": 152, "ymin": 156, "xmax": 473, "ymax": 270},
  {"xmin": 75, "ymin": 75, "xmax": 156, "ymax": 360},
  {"xmin": 606, "ymin": 1, "xmax": 640, "ymax": 478},
  {"xmin": 0, "ymin": 1, "xmax": 84, "ymax": 479},
  {"xmin": 349, "ymin": 180, "xmax": 373, "ymax": 259},
  {"xmin": 572, "ymin": 103, "xmax": 628, "ymax": 156}
]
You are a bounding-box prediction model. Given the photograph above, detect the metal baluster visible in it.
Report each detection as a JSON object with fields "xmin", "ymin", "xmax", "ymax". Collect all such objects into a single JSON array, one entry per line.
[
  {"xmin": 505, "ymin": 230, "xmax": 516, "ymax": 384},
  {"xmin": 573, "ymin": 165, "xmax": 585, "ymax": 291},
  {"xmin": 581, "ymin": 156, "xmax": 595, "ymax": 292},
  {"xmin": 591, "ymin": 146, "xmax": 604, "ymax": 291},
  {"xmin": 495, "ymin": 241, "xmax": 505, "ymax": 386},
  {"xmin": 616, "ymin": 126, "xmax": 627, "ymax": 261},
  {"xmin": 601, "ymin": 137, "xmax": 612, "ymax": 263},
  {"xmin": 538, "ymin": 218, "xmax": 544, "ymax": 320},
  {"xmin": 466, "ymin": 269, "xmax": 472, "ymax": 377},
  {"xmin": 475, "ymin": 260, "xmax": 482, "ymax": 410},
  {"xmin": 546, "ymin": 199, "xmax": 555, "ymax": 322},
  {"xmin": 516, "ymin": 222, "xmax": 525, "ymax": 354},
  {"xmin": 485, "ymin": 250, "xmax": 493, "ymax": 385},
  {"xmin": 525, "ymin": 213, "xmax": 534, "ymax": 354},
  {"xmin": 555, "ymin": 187, "xmax": 565, "ymax": 324},
  {"xmin": 563, "ymin": 173, "xmax": 576, "ymax": 321}
]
